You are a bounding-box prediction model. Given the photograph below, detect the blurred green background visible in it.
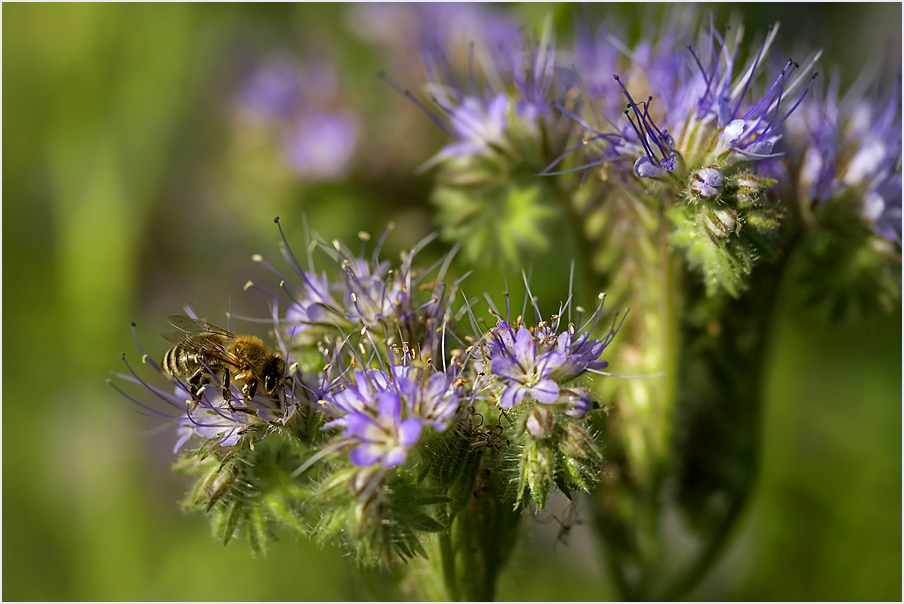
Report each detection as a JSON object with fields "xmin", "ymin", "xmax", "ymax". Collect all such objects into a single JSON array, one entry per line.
[{"xmin": 3, "ymin": 3, "xmax": 900, "ymax": 600}]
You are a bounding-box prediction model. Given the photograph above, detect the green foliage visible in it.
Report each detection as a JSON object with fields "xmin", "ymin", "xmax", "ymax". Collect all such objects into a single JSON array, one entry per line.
[
  {"xmin": 433, "ymin": 169, "xmax": 558, "ymax": 266},
  {"xmin": 793, "ymin": 195, "xmax": 902, "ymax": 322},
  {"xmin": 176, "ymin": 432, "xmax": 316, "ymax": 555}
]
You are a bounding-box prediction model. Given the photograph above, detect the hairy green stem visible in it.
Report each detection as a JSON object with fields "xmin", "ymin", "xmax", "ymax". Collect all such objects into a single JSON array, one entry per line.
[{"xmin": 439, "ymin": 530, "xmax": 461, "ymax": 602}]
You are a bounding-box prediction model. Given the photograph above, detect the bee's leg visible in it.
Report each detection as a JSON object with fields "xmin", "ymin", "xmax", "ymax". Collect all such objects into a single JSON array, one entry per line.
[
  {"xmin": 187, "ymin": 371, "xmax": 209, "ymax": 414},
  {"xmin": 188, "ymin": 371, "xmax": 207, "ymax": 397},
  {"xmin": 221, "ymin": 369, "xmax": 233, "ymax": 409}
]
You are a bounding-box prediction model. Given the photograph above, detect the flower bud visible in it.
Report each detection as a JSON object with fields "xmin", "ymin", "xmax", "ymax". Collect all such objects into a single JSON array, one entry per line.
[
  {"xmin": 526, "ymin": 404, "xmax": 555, "ymax": 438},
  {"xmin": 691, "ymin": 167, "xmax": 725, "ymax": 198},
  {"xmin": 561, "ymin": 422, "xmax": 602, "ymax": 460}
]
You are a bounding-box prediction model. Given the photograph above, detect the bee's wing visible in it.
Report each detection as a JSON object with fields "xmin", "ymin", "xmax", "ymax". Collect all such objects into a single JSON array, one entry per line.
[
  {"xmin": 163, "ymin": 315, "xmax": 235, "ymax": 341},
  {"xmin": 162, "ymin": 315, "xmax": 245, "ymax": 368}
]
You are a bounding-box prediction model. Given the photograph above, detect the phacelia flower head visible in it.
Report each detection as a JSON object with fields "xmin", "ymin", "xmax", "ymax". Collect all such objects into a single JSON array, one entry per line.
[
  {"xmin": 547, "ymin": 11, "xmax": 817, "ymax": 297},
  {"xmin": 792, "ymin": 69, "xmax": 902, "ymax": 244},
  {"xmin": 551, "ymin": 13, "xmax": 820, "ymax": 181},
  {"xmin": 260, "ymin": 221, "xmax": 464, "ymax": 370},
  {"xmin": 384, "ymin": 10, "xmax": 563, "ymax": 170}
]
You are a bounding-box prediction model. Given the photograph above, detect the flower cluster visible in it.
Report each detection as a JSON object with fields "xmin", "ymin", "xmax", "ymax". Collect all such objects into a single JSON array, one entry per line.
[
  {"xmin": 791, "ymin": 70, "xmax": 902, "ymax": 243},
  {"xmin": 113, "ymin": 220, "xmax": 621, "ymax": 568}
]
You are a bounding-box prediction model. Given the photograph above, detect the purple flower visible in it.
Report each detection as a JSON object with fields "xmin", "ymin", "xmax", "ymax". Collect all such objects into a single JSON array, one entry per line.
[
  {"xmin": 345, "ymin": 392, "xmax": 422, "ymax": 468},
  {"xmin": 277, "ymin": 229, "xmax": 457, "ymax": 343},
  {"xmin": 489, "ymin": 323, "xmax": 566, "ymax": 408},
  {"xmin": 234, "ymin": 55, "xmax": 361, "ymax": 182},
  {"xmin": 285, "ymin": 271, "xmax": 336, "ymax": 335},
  {"xmin": 283, "ymin": 110, "xmax": 359, "ymax": 181},
  {"xmin": 550, "ymin": 330, "xmax": 610, "ymax": 380},
  {"xmin": 340, "ymin": 256, "xmax": 407, "ymax": 326},
  {"xmin": 393, "ymin": 366, "xmax": 461, "ymax": 431},
  {"xmin": 548, "ymin": 11, "xmax": 819, "ymax": 181},
  {"xmin": 384, "ymin": 7, "xmax": 560, "ymax": 165},
  {"xmin": 479, "ymin": 288, "xmax": 623, "ymax": 413},
  {"xmin": 319, "ymin": 361, "xmax": 463, "ymax": 468},
  {"xmin": 441, "ymin": 95, "xmax": 509, "ymax": 158},
  {"xmin": 793, "ymin": 71, "xmax": 902, "ymax": 243},
  {"xmin": 864, "ymin": 173, "xmax": 902, "ymax": 244},
  {"xmin": 237, "ymin": 59, "xmax": 302, "ymax": 119}
]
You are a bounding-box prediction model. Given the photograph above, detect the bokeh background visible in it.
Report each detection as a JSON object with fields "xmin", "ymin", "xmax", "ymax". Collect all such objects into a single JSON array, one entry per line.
[{"xmin": 3, "ymin": 3, "xmax": 900, "ymax": 600}]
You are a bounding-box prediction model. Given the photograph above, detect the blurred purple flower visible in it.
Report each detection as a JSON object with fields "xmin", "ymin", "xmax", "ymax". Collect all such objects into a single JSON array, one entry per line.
[
  {"xmin": 441, "ymin": 94, "xmax": 509, "ymax": 157},
  {"xmin": 237, "ymin": 59, "xmax": 302, "ymax": 119},
  {"xmin": 793, "ymin": 70, "xmax": 902, "ymax": 243},
  {"xmin": 283, "ymin": 110, "xmax": 359, "ymax": 180}
]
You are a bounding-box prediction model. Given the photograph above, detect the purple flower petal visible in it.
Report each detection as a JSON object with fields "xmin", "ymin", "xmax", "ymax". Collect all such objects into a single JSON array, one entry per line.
[
  {"xmin": 635, "ymin": 155, "xmax": 666, "ymax": 178},
  {"xmin": 344, "ymin": 411, "xmax": 381, "ymax": 439},
  {"xmin": 398, "ymin": 417, "xmax": 423, "ymax": 447},
  {"xmin": 382, "ymin": 447, "xmax": 406, "ymax": 468},
  {"xmin": 377, "ymin": 392, "xmax": 402, "ymax": 424},
  {"xmin": 500, "ymin": 384, "xmax": 528, "ymax": 409},
  {"xmin": 350, "ymin": 444, "xmax": 383, "ymax": 467},
  {"xmin": 219, "ymin": 430, "xmax": 241, "ymax": 447},
  {"xmin": 512, "ymin": 327, "xmax": 536, "ymax": 367},
  {"xmin": 531, "ymin": 379, "xmax": 560, "ymax": 403},
  {"xmin": 491, "ymin": 355, "xmax": 522, "ymax": 381},
  {"xmin": 536, "ymin": 350, "xmax": 566, "ymax": 378}
]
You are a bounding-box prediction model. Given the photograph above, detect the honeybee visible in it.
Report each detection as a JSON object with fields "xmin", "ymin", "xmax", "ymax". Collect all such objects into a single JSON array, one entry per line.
[{"xmin": 161, "ymin": 315, "xmax": 286, "ymax": 406}]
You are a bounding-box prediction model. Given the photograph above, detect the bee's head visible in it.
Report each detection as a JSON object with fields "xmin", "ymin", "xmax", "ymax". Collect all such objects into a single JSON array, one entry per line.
[{"xmin": 261, "ymin": 356, "xmax": 286, "ymax": 397}]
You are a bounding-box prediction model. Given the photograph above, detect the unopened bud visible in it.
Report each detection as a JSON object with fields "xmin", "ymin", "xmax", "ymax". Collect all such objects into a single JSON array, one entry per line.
[
  {"xmin": 691, "ymin": 167, "xmax": 725, "ymax": 198},
  {"xmin": 527, "ymin": 404, "xmax": 555, "ymax": 438}
]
